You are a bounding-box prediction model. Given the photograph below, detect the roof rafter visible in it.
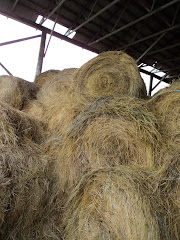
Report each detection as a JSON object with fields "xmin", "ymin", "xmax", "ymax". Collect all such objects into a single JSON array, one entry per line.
[
  {"xmin": 116, "ymin": 23, "xmax": 180, "ymax": 50},
  {"xmin": 89, "ymin": 0, "xmax": 179, "ymax": 45}
]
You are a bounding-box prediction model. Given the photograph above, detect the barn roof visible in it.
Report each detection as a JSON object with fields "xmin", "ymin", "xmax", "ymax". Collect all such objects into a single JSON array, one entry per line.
[{"xmin": 0, "ymin": 0, "xmax": 180, "ymax": 85}]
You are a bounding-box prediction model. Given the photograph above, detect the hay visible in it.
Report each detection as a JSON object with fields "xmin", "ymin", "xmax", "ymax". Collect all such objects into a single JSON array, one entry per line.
[
  {"xmin": 74, "ymin": 51, "xmax": 147, "ymax": 106},
  {"xmin": 0, "ymin": 101, "xmax": 46, "ymax": 145},
  {"xmin": 147, "ymin": 81, "xmax": 180, "ymax": 145},
  {"xmin": 155, "ymin": 145, "xmax": 180, "ymax": 239},
  {"xmin": 0, "ymin": 102, "xmax": 62, "ymax": 239},
  {"xmin": 22, "ymin": 100, "xmax": 44, "ymax": 121},
  {"xmin": 34, "ymin": 69, "xmax": 61, "ymax": 86},
  {"xmin": 62, "ymin": 166, "xmax": 162, "ymax": 240},
  {"xmin": 0, "ymin": 75, "xmax": 40, "ymax": 110},
  {"xmin": 37, "ymin": 68, "xmax": 81, "ymax": 139},
  {"xmin": 58, "ymin": 96, "xmax": 161, "ymax": 191}
]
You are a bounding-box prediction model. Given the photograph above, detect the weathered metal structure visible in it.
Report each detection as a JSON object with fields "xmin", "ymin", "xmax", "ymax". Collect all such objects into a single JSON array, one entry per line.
[{"xmin": 0, "ymin": 0, "xmax": 180, "ymax": 94}]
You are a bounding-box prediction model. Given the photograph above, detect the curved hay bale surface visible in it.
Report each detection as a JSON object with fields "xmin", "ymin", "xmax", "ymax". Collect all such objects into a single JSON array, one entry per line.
[
  {"xmin": 74, "ymin": 51, "xmax": 147, "ymax": 105},
  {"xmin": 147, "ymin": 81, "xmax": 180, "ymax": 145},
  {"xmin": 34, "ymin": 69, "xmax": 61, "ymax": 86},
  {"xmin": 58, "ymin": 96, "xmax": 160, "ymax": 191},
  {"xmin": 37, "ymin": 68, "xmax": 81, "ymax": 139},
  {"xmin": 0, "ymin": 102, "xmax": 62, "ymax": 239},
  {"xmin": 0, "ymin": 75, "xmax": 40, "ymax": 110},
  {"xmin": 63, "ymin": 167, "xmax": 161, "ymax": 240},
  {"xmin": 155, "ymin": 145, "xmax": 180, "ymax": 239}
]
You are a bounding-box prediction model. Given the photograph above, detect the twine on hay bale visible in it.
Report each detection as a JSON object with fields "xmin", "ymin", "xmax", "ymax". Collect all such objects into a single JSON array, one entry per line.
[
  {"xmin": 34, "ymin": 69, "xmax": 61, "ymax": 86},
  {"xmin": 147, "ymin": 81, "xmax": 180, "ymax": 146},
  {"xmin": 58, "ymin": 96, "xmax": 161, "ymax": 191},
  {"xmin": 74, "ymin": 51, "xmax": 147, "ymax": 106},
  {"xmin": 0, "ymin": 75, "xmax": 40, "ymax": 110},
  {"xmin": 37, "ymin": 68, "xmax": 81, "ymax": 139},
  {"xmin": 62, "ymin": 166, "xmax": 162, "ymax": 240},
  {"xmin": 0, "ymin": 102, "xmax": 62, "ymax": 239}
]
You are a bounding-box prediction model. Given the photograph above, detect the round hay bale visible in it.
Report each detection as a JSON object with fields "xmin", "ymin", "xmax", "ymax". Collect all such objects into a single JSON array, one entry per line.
[
  {"xmin": 37, "ymin": 68, "xmax": 81, "ymax": 139},
  {"xmin": 34, "ymin": 69, "xmax": 61, "ymax": 86},
  {"xmin": 0, "ymin": 102, "xmax": 62, "ymax": 239},
  {"xmin": 0, "ymin": 75, "xmax": 40, "ymax": 110},
  {"xmin": 0, "ymin": 144, "xmax": 62, "ymax": 239},
  {"xmin": 74, "ymin": 51, "xmax": 147, "ymax": 106},
  {"xmin": 63, "ymin": 166, "xmax": 162, "ymax": 240},
  {"xmin": 58, "ymin": 96, "xmax": 160, "ymax": 191},
  {"xmin": 147, "ymin": 81, "xmax": 180, "ymax": 145}
]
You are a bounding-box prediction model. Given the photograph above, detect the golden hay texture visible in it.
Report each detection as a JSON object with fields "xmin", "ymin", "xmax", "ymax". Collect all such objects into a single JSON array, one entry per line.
[
  {"xmin": 34, "ymin": 69, "xmax": 61, "ymax": 86},
  {"xmin": 0, "ymin": 101, "xmax": 45, "ymax": 144},
  {"xmin": 62, "ymin": 166, "xmax": 162, "ymax": 240},
  {"xmin": 155, "ymin": 144, "xmax": 180, "ymax": 239},
  {"xmin": 0, "ymin": 102, "xmax": 62, "ymax": 239},
  {"xmin": 37, "ymin": 68, "xmax": 81, "ymax": 139},
  {"xmin": 0, "ymin": 75, "xmax": 40, "ymax": 110},
  {"xmin": 74, "ymin": 51, "xmax": 147, "ymax": 106},
  {"xmin": 147, "ymin": 81, "xmax": 180, "ymax": 145},
  {"xmin": 58, "ymin": 96, "xmax": 161, "ymax": 191},
  {"xmin": 22, "ymin": 100, "xmax": 44, "ymax": 121}
]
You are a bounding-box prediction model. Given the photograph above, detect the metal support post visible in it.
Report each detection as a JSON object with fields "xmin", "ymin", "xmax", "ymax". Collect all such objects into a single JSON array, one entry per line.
[
  {"xmin": 35, "ymin": 31, "xmax": 46, "ymax": 78},
  {"xmin": 149, "ymin": 75, "xmax": 153, "ymax": 96}
]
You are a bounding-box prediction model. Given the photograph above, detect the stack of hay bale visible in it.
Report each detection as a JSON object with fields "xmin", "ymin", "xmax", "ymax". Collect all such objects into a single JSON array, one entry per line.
[{"xmin": 0, "ymin": 51, "xmax": 179, "ymax": 239}]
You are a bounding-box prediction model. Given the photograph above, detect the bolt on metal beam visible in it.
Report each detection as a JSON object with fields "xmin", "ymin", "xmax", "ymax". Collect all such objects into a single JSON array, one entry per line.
[{"xmin": 89, "ymin": 0, "xmax": 179, "ymax": 45}]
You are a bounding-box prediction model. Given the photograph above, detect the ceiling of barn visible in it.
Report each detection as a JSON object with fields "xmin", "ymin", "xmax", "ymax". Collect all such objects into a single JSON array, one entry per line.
[{"xmin": 0, "ymin": 0, "xmax": 180, "ymax": 84}]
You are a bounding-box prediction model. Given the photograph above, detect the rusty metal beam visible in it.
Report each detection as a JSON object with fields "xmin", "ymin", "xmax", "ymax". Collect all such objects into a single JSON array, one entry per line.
[
  {"xmin": 89, "ymin": 0, "xmax": 179, "ymax": 45},
  {"xmin": 0, "ymin": 35, "xmax": 41, "ymax": 47},
  {"xmin": 0, "ymin": 8, "xmax": 99, "ymax": 54}
]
